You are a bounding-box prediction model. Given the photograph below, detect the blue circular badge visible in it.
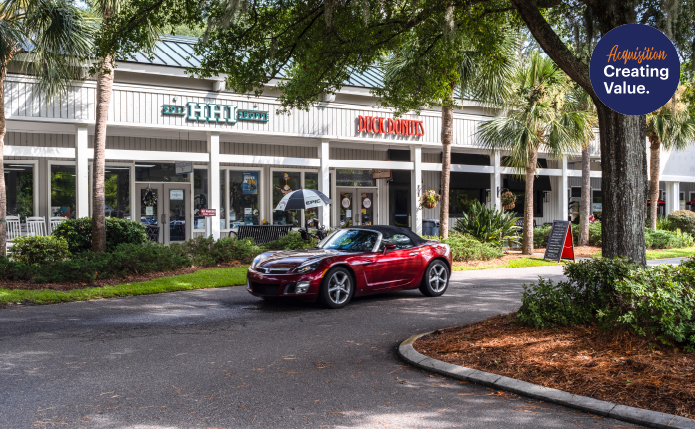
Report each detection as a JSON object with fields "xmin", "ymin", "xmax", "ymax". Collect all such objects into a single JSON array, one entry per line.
[{"xmin": 589, "ymin": 24, "xmax": 680, "ymax": 116}]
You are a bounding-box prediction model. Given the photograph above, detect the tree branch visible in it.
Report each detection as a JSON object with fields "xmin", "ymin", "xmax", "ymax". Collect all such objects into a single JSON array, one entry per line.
[{"xmin": 510, "ymin": 0, "xmax": 595, "ymax": 98}]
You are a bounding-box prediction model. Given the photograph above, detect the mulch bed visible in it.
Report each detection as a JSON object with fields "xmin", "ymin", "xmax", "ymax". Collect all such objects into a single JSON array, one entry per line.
[
  {"xmin": 535, "ymin": 246, "xmax": 602, "ymax": 258},
  {"xmin": 0, "ymin": 261, "xmax": 245, "ymax": 291},
  {"xmin": 414, "ymin": 314, "xmax": 695, "ymax": 419},
  {"xmin": 453, "ymin": 253, "xmax": 545, "ymax": 269}
]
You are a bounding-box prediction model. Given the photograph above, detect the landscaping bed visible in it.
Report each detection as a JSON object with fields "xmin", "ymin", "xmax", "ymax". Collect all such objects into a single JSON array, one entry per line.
[{"xmin": 414, "ymin": 314, "xmax": 695, "ymax": 419}]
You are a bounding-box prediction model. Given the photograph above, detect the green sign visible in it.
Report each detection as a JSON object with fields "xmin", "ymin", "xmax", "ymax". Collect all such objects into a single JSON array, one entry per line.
[{"xmin": 161, "ymin": 103, "xmax": 269, "ymax": 123}]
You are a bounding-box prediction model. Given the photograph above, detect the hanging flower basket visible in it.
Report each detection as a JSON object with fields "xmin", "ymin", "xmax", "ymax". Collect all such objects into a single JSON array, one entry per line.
[
  {"xmin": 419, "ymin": 190, "xmax": 440, "ymax": 210},
  {"xmin": 501, "ymin": 190, "xmax": 516, "ymax": 210}
]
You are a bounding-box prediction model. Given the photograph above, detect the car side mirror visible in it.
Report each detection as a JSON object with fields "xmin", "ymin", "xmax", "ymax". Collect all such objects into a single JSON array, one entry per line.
[{"xmin": 383, "ymin": 243, "xmax": 397, "ymax": 254}]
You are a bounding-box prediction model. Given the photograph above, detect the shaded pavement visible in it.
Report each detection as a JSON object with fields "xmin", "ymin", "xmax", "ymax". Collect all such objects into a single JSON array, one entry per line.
[{"xmin": 0, "ymin": 266, "xmax": 643, "ymax": 428}]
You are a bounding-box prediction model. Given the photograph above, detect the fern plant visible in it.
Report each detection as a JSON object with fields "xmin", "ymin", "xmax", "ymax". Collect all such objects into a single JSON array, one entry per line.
[{"xmin": 453, "ymin": 202, "xmax": 521, "ymax": 246}]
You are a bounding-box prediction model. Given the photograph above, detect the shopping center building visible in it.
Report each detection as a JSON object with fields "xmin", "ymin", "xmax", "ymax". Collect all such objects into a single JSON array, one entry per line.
[{"xmin": 4, "ymin": 35, "xmax": 695, "ymax": 243}]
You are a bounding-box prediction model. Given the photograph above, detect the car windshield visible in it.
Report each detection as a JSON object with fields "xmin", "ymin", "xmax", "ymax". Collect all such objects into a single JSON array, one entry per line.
[{"xmin": 319, "ymin": 229, "xmax": 379, "ymax": 252}]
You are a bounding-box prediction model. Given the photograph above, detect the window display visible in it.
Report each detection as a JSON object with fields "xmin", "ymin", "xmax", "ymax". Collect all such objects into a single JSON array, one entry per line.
[
  {"xmin": 230, "ymin": 170, "xmax": 259, "ymax": 226},
  {"xmin": 3, "ymin": 164, "xmax": 33, "ymax": 217},
  {"xmin": 273, "ymin": 171, "xmax": 300, "ymax": 226}
]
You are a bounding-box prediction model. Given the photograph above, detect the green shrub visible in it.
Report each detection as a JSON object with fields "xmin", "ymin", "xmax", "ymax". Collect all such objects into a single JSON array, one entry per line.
[
  {"xmin": 11, "ymin": 236, "xmax": 70, "ymax": 265},
  {"xmin": 518, "ymin": 258, "xmax": 695, "ymax": 352},
  {"xmin": 533, "ymin": 223, "xmax": 601, "ymax": 248},
  {"xmin": 453, "ymin": 202, "xmax": 520, "ymax": 246},
  {"xmin": 440, "ymin": 234, "xmax": 504, "ymax": 262},
  {"xmin": 667, "ymin": 210, "xmax": 695, "ymax": 236},
  {"xmin": 533, "ymin": 225, "xmax": 552, "ymax": 248},
  {"xmin": 264, "ymin": 231, "xmax": 317, "ymax": 251},
  {"xmin": 52, "ymin": 217, "xmax": 147, "ymax": 253},
  {"xmin": 644, "ymin": 228, "xmax": 694, "ymax": 249},
  {"xmin": 170, "ymin": 235, "xmax": 264, "ymax": 267}
]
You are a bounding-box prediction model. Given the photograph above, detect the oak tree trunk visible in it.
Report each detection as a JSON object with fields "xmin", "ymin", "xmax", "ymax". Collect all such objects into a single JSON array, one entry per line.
[
  {"xmin": 522, "ymin": 148, "xmax": 537, "ymax": 255},
  {"xmin": 92, "ymin": 55, "xmax": 114, "ymax": 252},
  {"xmin": 648, "ymin": 138, "xmax": 660, "ymax": 230},
  {"xmin": 0, "ymin": 71, "xmax": 7, "ymax": 256},
  {"xmin": 579, "ymin": 144, "xmax": 591, "ymax": 245},
  {"xmin": 597, "ymin": 104, "xmax": 647, "ymax": 264},
  {"xmin": 439, "ymin": 89, "xmax": 454, "ymax": 239}
]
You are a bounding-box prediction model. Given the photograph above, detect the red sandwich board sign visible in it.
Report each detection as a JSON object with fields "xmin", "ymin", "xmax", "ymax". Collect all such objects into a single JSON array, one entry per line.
[
  {"xmin": 200, "ymin": 209, "xmax": 216, "ymax": 217},
  {"xmin": 543, "ymin": 220, "xmax": 575, "ymax": 262}
]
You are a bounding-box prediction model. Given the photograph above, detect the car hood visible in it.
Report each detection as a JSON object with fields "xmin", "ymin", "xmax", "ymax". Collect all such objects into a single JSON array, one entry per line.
[{"xmin": 257, "ymin": 248, "xmax": 343, "ymax": 270}]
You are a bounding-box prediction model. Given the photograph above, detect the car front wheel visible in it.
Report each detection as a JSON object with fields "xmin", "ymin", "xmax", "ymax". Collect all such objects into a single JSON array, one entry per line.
[
  {"xmin": 419, "ymin": 260, "xmax": 450, "ymax": 297},
  {"xmin": 319, "ymin": 267, "xmax": 354, "ymax": 309}
]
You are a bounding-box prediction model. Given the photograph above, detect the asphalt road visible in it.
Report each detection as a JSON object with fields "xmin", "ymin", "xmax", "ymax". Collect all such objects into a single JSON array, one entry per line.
[{"xmin": 0, "ymin": 266, "xmax": 644, "ymax": 429}]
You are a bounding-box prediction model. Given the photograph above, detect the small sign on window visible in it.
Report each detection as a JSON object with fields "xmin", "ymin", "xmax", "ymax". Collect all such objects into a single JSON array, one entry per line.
[{"xmin": 170, "ymin": 190, "xmax": 184, "ymax": 200}]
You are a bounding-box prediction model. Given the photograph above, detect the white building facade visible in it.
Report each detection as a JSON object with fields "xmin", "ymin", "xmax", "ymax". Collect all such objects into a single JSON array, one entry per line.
[{"xmin": 3, "ymin": 36, "xmax": 693, "ymax": 243}]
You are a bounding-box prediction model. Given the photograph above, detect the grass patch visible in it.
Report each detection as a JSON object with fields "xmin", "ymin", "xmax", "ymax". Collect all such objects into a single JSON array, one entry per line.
[
  {"xmin": 453, "ymin": 258, "xmax": 563, "ymax": 271},
  {"xmin": 590, "ymin": 247, "xmax": 695, "ymax": 260},
  {"xmin": 0, "ymin": 267, "xmax": 249, "ymax": 306}
]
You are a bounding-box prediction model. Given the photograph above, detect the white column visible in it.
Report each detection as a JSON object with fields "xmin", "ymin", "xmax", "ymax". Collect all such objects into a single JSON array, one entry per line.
[
  {"xmin": 558, "ymin": 155, "xmax": 569, "ymax": 221},
  {"xmin": 665, "ymin": 181, "xmax": 680, "ymax": 215},
  {"xmin": 411, "ymin": 145, "xmax": 422, "ymax": 234},
  {"xmin": 491, "ymin": 150, "xmax": 501, "ymax": 211},
  {"xmin": 207, "ymin": 132, "xmax": 221, "ymax": 239},
  {"xmin": 318, "ymin": 140, "xmax": 331, "ymax": 228},
  {"xmin": 75, "ymin": 124, "xmax": 89, "ymax": 218}
]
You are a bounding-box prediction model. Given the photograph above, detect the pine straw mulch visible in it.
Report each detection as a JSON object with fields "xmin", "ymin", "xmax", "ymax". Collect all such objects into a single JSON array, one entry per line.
[
  {"xmin": 0, "ymin": 261, "xmax": 246, "ymax": 292},
  {"xmin": 452, "ymin": 253, "xmax": 546, "ymax": 269},
  {"xmin": 414, "ymin": 314, "xmax": 695, "ymax": 419},
  {"xmin": 535, "ymin": 246, "xmax": 602, "ymax": 258}
]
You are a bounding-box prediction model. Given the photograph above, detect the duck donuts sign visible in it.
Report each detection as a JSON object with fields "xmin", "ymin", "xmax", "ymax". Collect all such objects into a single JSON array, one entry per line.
[
  {"xmin": 589, "ymin": 24, "xmax": 680, "ymax": 116},
  {"xmin": 358, "ymin": 115, "xmax": 425, "ymax": 136}
]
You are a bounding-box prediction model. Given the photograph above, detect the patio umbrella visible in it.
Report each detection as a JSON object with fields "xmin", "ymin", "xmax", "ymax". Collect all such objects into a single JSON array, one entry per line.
[
  {"xmin": 647, "ymin": 199, "xmax": 666, "ymax": 206},
  {"xmin": 275, "ymin": 189, "xmax": 332, "ymax": 211}
]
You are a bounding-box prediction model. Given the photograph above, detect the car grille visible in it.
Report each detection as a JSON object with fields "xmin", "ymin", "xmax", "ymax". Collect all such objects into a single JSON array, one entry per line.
[
  {"xmin": 250, "ymin": 282, "xmax": 281, "ymax": 296},
  {"xmin": 255, "ymin": 267, "xmax": 292, "ymax": 274}
]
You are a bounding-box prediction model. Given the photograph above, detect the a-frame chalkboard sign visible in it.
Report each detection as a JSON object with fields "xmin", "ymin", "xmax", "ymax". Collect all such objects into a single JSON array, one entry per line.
[{"xmin": 543, "ymin": 220, "xmax": 575, "ymax": 262}]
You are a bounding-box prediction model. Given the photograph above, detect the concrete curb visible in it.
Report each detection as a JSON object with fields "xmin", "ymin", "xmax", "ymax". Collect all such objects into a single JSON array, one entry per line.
[{"xmin": 398, "ymin": 332, "xmax": 695, "ymax": 429}]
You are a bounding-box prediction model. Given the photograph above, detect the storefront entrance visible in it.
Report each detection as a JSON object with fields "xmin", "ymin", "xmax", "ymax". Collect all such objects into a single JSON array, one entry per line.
[
  {"xmin": 337, "ymin": 188, "xmax": 377, "ymax": 228},
  {"xmin": 135, "ymin": 183, "xmax": 191, "ymax": 244}
]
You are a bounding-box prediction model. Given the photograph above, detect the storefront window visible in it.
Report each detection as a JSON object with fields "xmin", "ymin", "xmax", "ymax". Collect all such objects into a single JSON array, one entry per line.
[
  {"xmin": 304, "ymin": 172, "xmax": 319, "ymax": 226},
  {"xmin": 220, "ymin": 170, "xmax": 226, "ymax": 229},
  {"xmin": 273, "ymin": 171, "xmax": 301, "ymax": 226},
  {"xmin": 4, "ymin": 164, "xmax": 33, "ymax": 217},
  {"xmin": 230, "ymin": 171, "xmax": 259, "ymax": 226},
  {"xmin": 135, "ymin": 162, "xmax": 189, "ymax": 182},
  {"xmin": 449, "ymin": 189, "xmax": 482, "ymax": 216},
  {"xmin": 336, "ymin": 169, "xmax": 375, "ymax": 187},
  {"xmin": 592, "ymin": 190, "xmax": 602, "ymax": 213},
  {"xmin": 104, "ymin": 166, "xmax": 130, "ymax": 218},
  {"xmin": 194, "ymin": 168, "xmax": 208, "ymax": 230},
  {"xmin": 51, "ymin": 164, "xmax": 76, "ymax": 218}
]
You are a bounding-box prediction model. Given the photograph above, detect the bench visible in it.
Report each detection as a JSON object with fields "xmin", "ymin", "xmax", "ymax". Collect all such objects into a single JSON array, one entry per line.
[
  {"xmin": 515, "ymin": 218, "xmax": 537, "ymax": 228},
  {"xmin": 228, "ymin": 225, "xmax": 293, "ymax": 244}
]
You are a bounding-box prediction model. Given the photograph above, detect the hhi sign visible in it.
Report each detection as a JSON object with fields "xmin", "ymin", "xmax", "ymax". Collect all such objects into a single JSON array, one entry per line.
[{"xmin": 358, "ymin": 115, "xmax": 424, "ymax": 136}]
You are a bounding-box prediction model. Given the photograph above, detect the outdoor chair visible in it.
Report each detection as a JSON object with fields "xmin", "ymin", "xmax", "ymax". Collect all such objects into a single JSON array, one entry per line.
[
  {"xmin": 6, "ymin": 215, "xmax": 21, "ymax": 243},
  {"xmin": 25, "ymin": 216, "xmax": 47, "ymax": 237},
  {"xmin": 49, "ymin": 216, "xmax": 67, "ymax": 234}
]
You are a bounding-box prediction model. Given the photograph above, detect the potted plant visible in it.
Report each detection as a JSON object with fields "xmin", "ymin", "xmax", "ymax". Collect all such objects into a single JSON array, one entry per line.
[
  {"xmin": 501, "ymin": 190, "xmax": 516, "ymax": 210},
  {"xmin": 419, "ymin": 190, "xmax": 440, "ymax": 209}
]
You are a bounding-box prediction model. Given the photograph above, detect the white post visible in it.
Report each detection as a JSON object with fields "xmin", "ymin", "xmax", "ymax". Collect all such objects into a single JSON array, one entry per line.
[
  {"xmin": 559, "ymin": 155, "xmax": 568, "ymax": 221},
  {"xmin": 318, "ymin": 140, "xmax": 331, "ymax": 228},
  {"xmin": 75, "ymin": 124, "xmax": 89, "ymax": 218},
  {"xmin": 491, "ymin": 150, "xmax": 501, "ymax": 211},
  {"xmin": 207, "ymin": 132, "xmax": 221, "ymax": 239},
  {"xmin": 411, "ymin": 145, "xmax": 422, "ymax": 235},
  {"xmin": 665, "ymin": 181, "xmax": 680, "ymax": 215}
]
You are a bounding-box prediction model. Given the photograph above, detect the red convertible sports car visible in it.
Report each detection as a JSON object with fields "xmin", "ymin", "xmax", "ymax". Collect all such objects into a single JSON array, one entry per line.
[{"xmin": 247, "ymin": 225, "xmax": 452, "ymax": 308}]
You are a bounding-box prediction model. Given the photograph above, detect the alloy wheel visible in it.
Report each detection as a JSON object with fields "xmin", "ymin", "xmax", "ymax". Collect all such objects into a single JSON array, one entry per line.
[
  {"xmin": 429, "ymin": 265, "xmax": 448, "ymax": 293},
  {"xmin": 327, "ymin": 271, "xmax": 351, "ymax": 305}
]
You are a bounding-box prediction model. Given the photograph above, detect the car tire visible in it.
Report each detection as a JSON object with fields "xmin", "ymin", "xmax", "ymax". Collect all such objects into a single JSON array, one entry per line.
[
  {"xmin": 419, "ymin": 260, "xmax": 450, "ymax": 297},
  {"xmin": 319, "ymin": 267, "xmax": 354, "ymax": 309}
]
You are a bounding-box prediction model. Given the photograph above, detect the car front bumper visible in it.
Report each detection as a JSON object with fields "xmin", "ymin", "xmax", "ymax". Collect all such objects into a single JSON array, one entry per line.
[{"xmin": 246, "ymin": 268, "xmax": 325, "ymax": 301}]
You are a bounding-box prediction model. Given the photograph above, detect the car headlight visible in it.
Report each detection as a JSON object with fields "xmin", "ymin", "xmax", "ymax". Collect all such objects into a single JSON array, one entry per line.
[
  {"xmin": 293, "ymin": 260, "xmax": 322, "ymax": 274},
  {"xmin": 250, "ymin": 255, "xmax": 264, "ymax": 269}
]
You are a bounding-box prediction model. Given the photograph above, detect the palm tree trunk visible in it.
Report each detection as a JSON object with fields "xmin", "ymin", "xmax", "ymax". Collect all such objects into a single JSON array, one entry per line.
[
  {"xmin": 439, "ymin": 86, "xmax": 454, "ymax": 239},
  {"xmin": 522, "ymin": 148, "xmax": 537, "ymax": 255},
  {"xmin": 579, "ymin": 144, "xmax": 591, "ymax": 245},
  {"xmin": 92, "ymin": 55, "xmax": 114, "ymax": 252},
  {"xmin": 0, "ymin": 70, "xmax": 7, "ymax": 256},
  {"xmin": 648, "ymin": 137, "xmax": 660, "ymax": 230}
]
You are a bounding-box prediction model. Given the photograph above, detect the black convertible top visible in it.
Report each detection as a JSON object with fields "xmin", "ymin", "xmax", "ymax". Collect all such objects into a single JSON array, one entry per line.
[{"xmin": 345, "ymin": 225, "xmax": 427, "ymax": 246}]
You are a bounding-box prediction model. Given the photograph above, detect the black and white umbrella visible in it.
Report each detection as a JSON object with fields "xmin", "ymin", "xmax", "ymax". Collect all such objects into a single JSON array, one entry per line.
[{"xmin": 275, "ymin": 189, "xmax": 332, "ymax": 211}]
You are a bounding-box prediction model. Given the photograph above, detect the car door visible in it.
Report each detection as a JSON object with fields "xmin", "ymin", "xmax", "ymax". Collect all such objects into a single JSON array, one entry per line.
[
  {"xmin": 363, "ymin": 234, "xmax": 420, "ymax": 290},
  {"xmin": 390, "ymin": 234, "xmax": 424, "ymax": 287}
]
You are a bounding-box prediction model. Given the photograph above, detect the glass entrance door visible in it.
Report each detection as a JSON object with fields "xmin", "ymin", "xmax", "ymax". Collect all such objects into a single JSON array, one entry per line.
[
  {"xmin": 136, "ymin": 183, "xmax": 191, "ymax": 244},
  {"xmin": 337, "ymin": 188, "xmax": 377, "ymax": 227}
]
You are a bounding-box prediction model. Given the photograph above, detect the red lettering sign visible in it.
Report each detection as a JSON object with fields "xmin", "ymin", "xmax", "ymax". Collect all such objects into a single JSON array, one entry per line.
[
  {"xmin": 358, "ymin": 115, "xmax": 366, "ymax": 132},
  {"xmin": 387, "ymin": 118, "xmax": 394, "ymax": 134},
  {"xmin": 200, "ymin": 209, "xmax": 216, "ymax": 217},
  {"xmin": 357, "ymin": 116, "xmax": 424, "ymax": 136}
]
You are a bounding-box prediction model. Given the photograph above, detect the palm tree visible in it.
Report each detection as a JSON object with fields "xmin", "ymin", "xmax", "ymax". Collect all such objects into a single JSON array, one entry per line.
[
  {"xmin": 477, "ymin": 52, "xmax": 593, "ymax": 255},
  {"xmin": 0, "ymin": 0, "xmax": 93, "ymax": 256},
  {"xmin": 565, "ymin": 85, "xmax": 597, "ymax": 246},
  {"xmin": 646, "ymin": 88, "xmax": 695, "ymax": 230},
  {"xmin": 88, "ymin": 0, "xmax": 159, "ymax": 251}
]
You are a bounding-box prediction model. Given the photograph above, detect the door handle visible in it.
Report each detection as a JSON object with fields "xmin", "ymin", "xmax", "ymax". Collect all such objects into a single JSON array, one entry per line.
[
  {"xmin": 161, "ymin": 213, "xmax": 166, "ymax": 225},
  {"xmin": 409, "ymin": 252, "xmax": 419, "ymax": 256}
]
